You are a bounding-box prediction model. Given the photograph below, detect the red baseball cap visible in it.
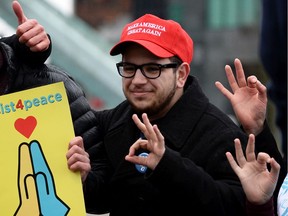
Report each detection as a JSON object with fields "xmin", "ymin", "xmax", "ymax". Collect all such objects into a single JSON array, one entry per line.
[{"xmin": 110, "ymin": 14, "xmax": 193, "ymax": 63}]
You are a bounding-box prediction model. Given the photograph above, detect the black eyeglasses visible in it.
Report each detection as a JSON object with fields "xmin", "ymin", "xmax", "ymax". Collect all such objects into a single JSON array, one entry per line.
[{"xmin": 116, "ymin": 62, "xmax": 179, "ymax": 79}]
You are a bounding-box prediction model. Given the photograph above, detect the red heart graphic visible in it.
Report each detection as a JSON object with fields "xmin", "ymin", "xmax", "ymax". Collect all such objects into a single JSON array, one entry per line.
[{"xmin": 14, "ymin": 116, "xmax": 37, "ymax": 138}]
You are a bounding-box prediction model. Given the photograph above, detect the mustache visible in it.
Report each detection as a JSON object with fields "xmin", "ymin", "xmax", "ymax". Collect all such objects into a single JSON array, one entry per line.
[{"xmin": 129, "ymin": 87, "xmax": 153, "ymax": 92}]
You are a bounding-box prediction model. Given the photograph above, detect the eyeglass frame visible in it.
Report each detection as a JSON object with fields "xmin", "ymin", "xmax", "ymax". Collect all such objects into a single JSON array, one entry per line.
[{"xmin": 116, "ymin": 62, "xmax": 180, "ymax": 79}]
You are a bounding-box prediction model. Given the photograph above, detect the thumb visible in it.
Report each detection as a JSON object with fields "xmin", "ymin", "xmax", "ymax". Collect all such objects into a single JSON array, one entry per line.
[
  {"xmin": 12, "ymin": 1, "xmax": 27, "ymax": 25},
  {"xmin": 247, "ymin": 75, "xmax": 258, "ymax": 88}
]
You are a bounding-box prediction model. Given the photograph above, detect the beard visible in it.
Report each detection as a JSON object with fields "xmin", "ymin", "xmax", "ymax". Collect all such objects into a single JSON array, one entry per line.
[{"xmin": 128, "ymin": 82, "xmax": 177, "ymax": 118}]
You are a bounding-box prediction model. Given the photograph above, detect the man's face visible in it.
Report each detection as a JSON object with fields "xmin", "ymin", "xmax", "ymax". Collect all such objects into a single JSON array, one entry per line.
[{"xmin": 121, "ymin": 44, "xmax": 180, "ymax": 120}]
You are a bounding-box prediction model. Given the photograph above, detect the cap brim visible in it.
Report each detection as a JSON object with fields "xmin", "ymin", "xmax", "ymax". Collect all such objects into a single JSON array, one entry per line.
[{"xmin": 110, "ymin": 40, "xmax": 174, "ymax": 58}]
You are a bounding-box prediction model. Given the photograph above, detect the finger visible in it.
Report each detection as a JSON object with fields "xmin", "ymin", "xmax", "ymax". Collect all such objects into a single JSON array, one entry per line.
[
  {"xmin": 127, "ymin": 139, "xmax": 148, "ymax": 156},
  {"xmin": 215, "ymin": 81, "xmax": 233, "ymax": 101},
  {"xmin": 12, "ymin": 1, "xmax": 28, "ymax": 25},
  {"xmin": 66, "ymin": 146, "xmax": 89, "ymax": 167},
  {"xmin": 132, "ymin": 114, "xmax": 146, "ymax": 134},
  {"xmin": 18, "ymin": 24, "xmax": 44, "ymax": 43},
  {"xmin": 224, "ymin": 64, "xmax": 239, "ymax": 93},
  {"xmin": 256, "ymin": 80, "xmax": 268, "ymax": 104},
  {"xmin": 26, "ymin": 33, "xmax": 50, "ymax": 52},
  {"xmin": 234, "ymin": 58, "xmax": 247, "ymax": 87},
  {"xmin": 125, "ymin": 149, "xmax": 149, "ymax": 166},
  {"xmin": 269, "ymin": 158, "xmax": 280, "ymax": 181},
  {"xmin": 16, "ymin": 19, "xmax": 37, "ymax": 41},
  {"xmin": 153, "ymin": 124, "xmax": 164, "ymax": 143},
  {"xmin": 225, "ymin": 152, "xmax": 241, "ymax": 175},
  {"xmin": 68, "ymin": 136, "xmax": 84, "ymax": 150},
  {"xmin": 257, "ymin": 152, "xmax": 271, "ymax": 167},
  {"xmin": 234, "ymin": 138, "xmax": 247, "ymax": 167},
  {"xmin": 69, "ymin": 162, "xmax": 91, "ymax": 173},
  {"xmin": 247, "ymin": 75, "xmax": 258, "ymax": 89},
  {"xmin": 245, "ymin": 134, "xmax": 256, "ymax": 161},
  {"xmin": 142, "ymin": 113, "xmax": 157, "ymax": 140},
  {"xmin": 68, "ymin": 153, "xmax": 90, "ymax": 172},
  {"xmin": 67, "ymin": 144, "xmax": 88, "ymax": 160},
  {"xmin": 142, "ymin": 113, "xmax": 153, "ymax": 131},
  {"xmin": 152, "ymin": 124, "xmax": 166, "ymax": 156}
]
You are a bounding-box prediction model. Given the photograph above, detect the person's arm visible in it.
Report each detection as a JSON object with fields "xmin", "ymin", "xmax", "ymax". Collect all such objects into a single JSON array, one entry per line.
[
  {"xmin": 226, "ymin": 134, "xmax": 280, "ymax": 216},
  {"xmin": 0, "ymin": 1, "xmax": 51, "ymax": 66},
  {"xmin": 215, "ymin": 58, "xmax": 266, "ymax": 136},
  {"xmin": 216, "ymin": 58, "xmax": 285, "ymax": 215},
  {"xmin": 215, "ymin": 58, "xmax": 284, "ymax": 166},
  {"xmin": 0, "ymin": 34, "xmax": 51, "ymax": 66}
]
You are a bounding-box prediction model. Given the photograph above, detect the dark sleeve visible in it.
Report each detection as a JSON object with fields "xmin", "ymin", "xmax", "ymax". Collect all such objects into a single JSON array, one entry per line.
[
  {"xmin": 255, "ymin": 121, "xmax": 286, "ymax": 166},
  {"xmin": 83, "ymin": 141, "xmax": 111, "ymax": 214},
  {"xmin": 246, "ymin": 197, "xmax": 275, "ymax": 216},
  {"xmin": 0, "ymin": 34, "xmax": 51, "ymax": 65}
]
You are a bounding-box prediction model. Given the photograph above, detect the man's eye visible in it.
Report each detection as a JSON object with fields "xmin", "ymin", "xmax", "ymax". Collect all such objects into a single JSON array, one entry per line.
[
  {"xmin": 123, "ymin": 66, "xmax": 135, "ymax": 72},
  {"xmin": 145, "ymin": 66, "xmax": 159, "ymax": 73}
]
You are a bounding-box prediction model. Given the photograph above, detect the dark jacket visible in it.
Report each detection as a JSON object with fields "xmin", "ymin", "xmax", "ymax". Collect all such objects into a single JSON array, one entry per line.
[
  {"xmin": 0, "ymin": 34, "xmax": 97, "ymax": 150},
  {"xmin": 0, "ymin": 34, "xmax": 51, "ymax": 66},
  {"xmin": 85, "ymin": 75, "xmax": 249, "ymax": 216}
]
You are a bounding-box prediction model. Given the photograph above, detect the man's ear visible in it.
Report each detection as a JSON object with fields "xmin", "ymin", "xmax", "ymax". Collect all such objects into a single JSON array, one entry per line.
[{"xmin": 176, "ymin": 63, "xmax": 190, "ymax": 88}]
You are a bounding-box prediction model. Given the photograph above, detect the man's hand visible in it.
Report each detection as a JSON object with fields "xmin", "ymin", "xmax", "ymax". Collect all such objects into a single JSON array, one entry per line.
[
  {"xmin": 125, "ymin": 113, "xmax": 165, "ymax": 171},
  {"xmin": 226, "ymin": 134, "xmax": 280, "ymax": 205},
  {"xmin": 67, "ymin": 137, "xmax": 91, "ymax": 183},
  {"xmin": 215, "ymin": 58, "xmax": 267, "ymax": 135}
]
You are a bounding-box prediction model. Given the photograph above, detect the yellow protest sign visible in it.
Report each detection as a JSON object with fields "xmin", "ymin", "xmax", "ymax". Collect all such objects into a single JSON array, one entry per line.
[{"xmin": 0, "ymin": 82, "xmax": 86, "ymax": 216}]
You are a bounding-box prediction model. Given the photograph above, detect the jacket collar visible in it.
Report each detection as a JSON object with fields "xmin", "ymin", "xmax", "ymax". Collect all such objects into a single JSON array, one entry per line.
[
  {"xmin": 153, "ymin": 75, "xmax": 209, "ymax": 149},
  {"xmin": 106, "ymin": 75, "xmax": 210, "ymax": 156}
]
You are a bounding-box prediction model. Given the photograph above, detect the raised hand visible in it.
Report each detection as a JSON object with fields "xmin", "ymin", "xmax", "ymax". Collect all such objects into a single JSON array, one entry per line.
[
  {"xmin": 226, "ymin": 134, "xmax": 280, "ymax": 205},
  {"xmin": 215, "ymin": 58, "xmax": 267, "ymax": 135},
  {"xmin": 12, "ymin": 1, "xmax": 50, "ymax": 52},
  {"xmin": 125, "ymin": 113, "xmax": 165, "ymax": 171}
]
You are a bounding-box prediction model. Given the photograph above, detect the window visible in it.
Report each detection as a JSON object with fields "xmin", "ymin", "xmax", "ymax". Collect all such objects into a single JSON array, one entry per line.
[{"xmin": 207, "ymin": 0, "xmax": 260, "ymax": 29}]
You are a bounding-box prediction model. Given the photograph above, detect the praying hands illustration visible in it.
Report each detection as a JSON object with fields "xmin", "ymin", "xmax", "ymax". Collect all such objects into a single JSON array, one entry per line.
[{"xmin": 14, "ymin": 140, "xmax": 70, "ymax": 216}]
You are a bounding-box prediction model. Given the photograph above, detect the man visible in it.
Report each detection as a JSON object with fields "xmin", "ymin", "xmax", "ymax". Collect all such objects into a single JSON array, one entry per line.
[
  {"xmin": 123, "ymin": 57, "xmax": 285, "ymax": 216},
  {"xmin": 1, "ymin": 1, "xmax": 98, "ymax": 151},
  {"xmin": 67, "ymin": 14, "xmax": 251, "ymax": 216}
]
